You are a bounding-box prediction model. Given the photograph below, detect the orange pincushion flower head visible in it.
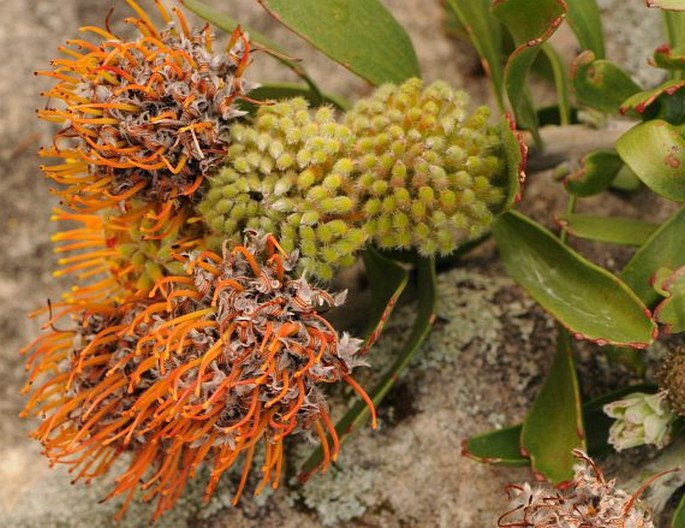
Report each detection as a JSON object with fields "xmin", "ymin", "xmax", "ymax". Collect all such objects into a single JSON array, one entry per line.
[
  {"xmin": 50, "ymin": 200, "xmax": 207, "ymax": 305},
  {"xmin": 37, "ymin": 0, "xmax": 254, "ymax": 211},
  {"xmin": 21, "ymin": 231, "xmax": 376, "ymax": 521}
]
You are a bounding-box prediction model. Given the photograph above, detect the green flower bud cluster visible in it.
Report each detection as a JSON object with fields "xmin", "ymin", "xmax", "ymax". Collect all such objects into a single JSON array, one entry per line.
[
  {"xmin": 603, "ymin": 391, "xmax": 677, "ymax": 451},
  {"xmin": 345, "ymin": 78, "xmax": 505, "ymax": 256},
  {"xmin": 200, "ymin": 78, "xmax": 508, "ymax": 277},
  {"xmin": 199, "ymin": 98, "xmax": 367, "ymax": 280}
]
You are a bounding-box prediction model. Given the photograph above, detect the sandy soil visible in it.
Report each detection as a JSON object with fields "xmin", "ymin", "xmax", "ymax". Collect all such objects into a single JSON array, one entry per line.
[{"xmin": 0, "ymin": 1, "xmax": 677, "ymax": 527}]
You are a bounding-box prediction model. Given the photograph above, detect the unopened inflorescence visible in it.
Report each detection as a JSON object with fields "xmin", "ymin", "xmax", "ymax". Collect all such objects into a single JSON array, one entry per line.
[{"xmin": 201, "ymin": 78, "xmax": 509, "ymax": 277}]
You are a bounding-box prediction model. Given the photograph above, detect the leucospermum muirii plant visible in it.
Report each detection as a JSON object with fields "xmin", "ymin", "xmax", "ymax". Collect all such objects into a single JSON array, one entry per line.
[{"xmin": 23, "ymin": 0, "xmax": 519, "ymax": 522}]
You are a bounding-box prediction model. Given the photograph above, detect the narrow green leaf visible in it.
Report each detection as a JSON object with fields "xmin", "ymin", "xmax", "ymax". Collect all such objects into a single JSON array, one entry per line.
[
  {"xmin": 492, "ymin": 0, "xmax": 567, "ymax": 137},
  {"xmin": 616, "ymin": 120, "xmax": 685, "ymax": 202},
  {"xmin": 620, "ymin": 80, "xmax": 685, "ymax": 115},
  {"xmin": 493, "ymin": 211, "xmax": 657, "ymax": 347},
  {"xmin": 299, "ymin": 255, "xmax": 436, "ymax": 480},
  {"xmin": 564, "ymin": 149, "xmax": 624, "ymax": 197},
  {"xmin": 241, "ymin": 83, "xmax": 350, "ymax": 113},
  {"xmin": 648, "ymin": 0, "xmax": 685, "ymax": 10},
  {"xmin": 446, "ymin": 0, "xmax": 505, "ymax": 110},
  {"xmin": 604, "ymin": 346, "xmax": 647, "ymax": 376},
  {"xmin": 361, "ymin": 247, "xmax": 409, "ymax": 341},
  {"xmin": 621, "ymin": 206, "xmax": 685, "ymax": 305},
  {"xmin": 180, "ymin": 0, "xmax": 323, "ymax": 98},
  {"xmin": 556, "ymin": 214, "xmax": 659, "ymax": 246},
  {"xmin": 674, "ymin": 492, "xmax": 685, "ymax": 528},
  {"xmin": 565, "ymin": 0, "xmax": 605, "ymax": 58},
  {"xmin": 257, "ymin": 0, "xmax": 420, "ymax": 85},
  {"xmin": 664, "ymin": 10, "xmax": 685, "ymax": 57},
  {"xmin": 654, "ymin": 266, "xmax": 685, "ymax": 333},
  {"xmin": 499, "ymin": 115, "xmax": 528, "ymax": 211},
  {"xmin": 462, "ymin": 384, "xmax": 656, "ymax": 468},
  {"xmin": 521, "ymin": 331, "xmax": 584, "ymax": 484},
  {"xmin": 443, "ymin": 2, "xmax": 468, "ymax": 39},
  {"xmin": 461, "ymin": 425, "xmax": 529, "ymax": 467},
  {"xmin": 541, "ymin": 43, "xmax": 571, "ymax": 126},
  {"xmin": 571, "ymin": 51, "xmax": 642, "ymax": 114},
  {"xmin": 652, "ymin": 45, "xmax": 685, "ymax": 70}
]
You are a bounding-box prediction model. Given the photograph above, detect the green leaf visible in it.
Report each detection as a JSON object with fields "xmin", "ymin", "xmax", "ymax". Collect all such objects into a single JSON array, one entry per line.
[
  {"xmin": 571, "ymin": 51, "xmax": 642, "ymax": 114},
  {"xmin": 621, "ymin": 206, "xmax": 685, "ymax": 305},
  {"xmin": 555, "ymin": 214, "xmax": 659, "ymax": 246},
  {"xmin": 674, "ymin": 492, "xmax": 685, "ymax": 528},
  {"xmin": 361, "ymin": 247, "xmax": 410, "ymax": 342},
  {"xmin": 616, "ymin": 120, "xmax": 685, "ymax": 201},
  {"xmin": 620, "ymin": 80, "xmax": 685, "ymax": 115},
  {"xmin": 241, "ymin": 83, "xmax": 350, "ymax": 113},
  {"xmin": 443, "ymin": 2, "xmax": 468, "ymax": 39},
  {"xmin": 664, "ymin": 10, "xmax": 685, "ymax": 58},
  {"xmin": 521, "ymin": 331, "xmax": 584, "ymax": 484},
  {"xmin": 652, "ymin": 45, "xmax": 685, "ymax": 71},
  {"xmin": 603, "ymin": 345, "xmax": 647, "ymax": 376},
  {"xmin": 446, "ymin": 0, "xmax": 505, "ymax": 110},
  {"xmin": 181, "ymin": 0, "xmax": 323, "ymax": 98},
  {"xmin": 493, "ymin": 211, "xmax": 657, "ymax": 347},
  {"xmin": 541, "ymin": 43, "xmax": 571, "ymax": 125},
  {"xmin": 257, "ymin": 0, "xmax": 420, "ymax": 85},
  {"xmin": 654, "ymin": 266, "xmax": 685, "ymax": 333},
  {"xmin": 492, "ymin": 0, "xmax": 566, "ymax": 138},
  {"xmin": 299, "ymin": 255, "xmax": 436, "ymax": 481},
  {"xmin": 648, "ymin": 0, "xmax": 685, "ymax": 10},
  {"xmin": 461, "ymin": 425, "xmax": 529, "ymax": 467},
  {"xmin": 564, "ymin": 149, "xmax": 624, "ymax": 197},
  {"xmin": 565, "ymin": 0, "xmax": 605, "ymax": 58},
  {"xmin": 462, "ymin": 384, "xmax": 656, "ymax": 468},
  {"xmin": 611, "ymin": 164, "xmax": 642, "ymax": 191},
  {"xmin": 498, "ymin": 115, "xmax": 528, "ymax": 211}
]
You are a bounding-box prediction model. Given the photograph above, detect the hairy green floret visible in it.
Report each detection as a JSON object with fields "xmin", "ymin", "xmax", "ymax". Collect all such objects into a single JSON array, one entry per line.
[
  {"xmin": 346, "ymin": 78, "xmax": 505, "ymax": 256},
  {"xmin": 200, "ymin": 98, "xmax": 368, "ymax": 280}
]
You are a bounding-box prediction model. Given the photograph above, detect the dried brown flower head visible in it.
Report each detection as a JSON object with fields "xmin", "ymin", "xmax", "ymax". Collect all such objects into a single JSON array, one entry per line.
[
  {"xmin": 21, "ymin": 232, "xmax": 375, "ymax": 521},
  {"xmin": 657, "ymin": 347, "xmax": 685, "ymax": 416},
  {"xmin": 498, "ymin": 450, "xmax": 654, "ymax": 528},
  {"xmin": 37, "ymin": 0, "xmax": 253, "ymax": 211}
]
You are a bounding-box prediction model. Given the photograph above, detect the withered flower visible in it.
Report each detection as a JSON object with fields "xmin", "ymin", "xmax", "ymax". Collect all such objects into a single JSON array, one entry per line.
[
  {"xmin": 37, "ymin": 0, "xmax": 254, "ymax": 211},
  {"xmin": 498, "ymin": 450, "xmax": 654, "ymax": 528},
  {"xmin": 21, "ymin": 232, "xmax": 375, "ymax": 520}
]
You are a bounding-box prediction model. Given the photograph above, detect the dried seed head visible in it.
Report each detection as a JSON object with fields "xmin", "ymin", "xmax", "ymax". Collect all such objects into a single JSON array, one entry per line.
[
  {"xmin": 37, "ymin": 0, "xmax": 254, "ymax": 210},
  {"xmin": 200, "ymin": 98, "xmax": 368, "ymax": 280},
  {"xmin": 21, "ymin": 232, "xmax": 375, "ymax": 521},
  {"xmin": 346, "ymin": 78, "xmax": 506, "ymax": 256},
  {"xmin": 658, "ymin": 347, "xmax": 685, "ymax": 417},
  {"xmin": 499, "ymin": 450, "xmax": 654, "ymax": 528}
]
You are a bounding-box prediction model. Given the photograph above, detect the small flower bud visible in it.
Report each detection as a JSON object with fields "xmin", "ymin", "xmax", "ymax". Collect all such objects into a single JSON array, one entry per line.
[{"xmin": 604, "ymin": 391, "xmax": 677, "ymax": 450}]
